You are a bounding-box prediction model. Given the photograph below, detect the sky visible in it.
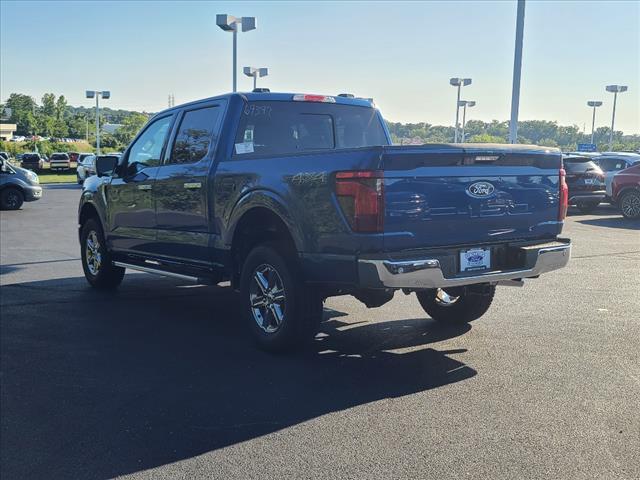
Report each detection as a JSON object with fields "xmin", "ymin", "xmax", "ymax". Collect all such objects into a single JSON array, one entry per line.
[{"xmin": 1, "ymin": 0, "xmax": 639, "ymax": 133}]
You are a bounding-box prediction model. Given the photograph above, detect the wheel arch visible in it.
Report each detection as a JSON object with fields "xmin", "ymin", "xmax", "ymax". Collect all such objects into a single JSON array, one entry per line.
[
  {"xmin": 78, "ymin": 201, "xmax": 105, "ymax": 241},
  {"xmin": 227, "ymin": 192, "xmax": 303, "ymax": 287}
]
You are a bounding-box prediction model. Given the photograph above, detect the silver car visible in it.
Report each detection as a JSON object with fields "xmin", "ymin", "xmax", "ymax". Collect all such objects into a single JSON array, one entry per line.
[
  {"xmin": 595, "ymin": 154, "xmax": 640, "ymax": 198},
  {"xmin": 76, "ymin": 154, "xmax": 96, "ymax": 184}
]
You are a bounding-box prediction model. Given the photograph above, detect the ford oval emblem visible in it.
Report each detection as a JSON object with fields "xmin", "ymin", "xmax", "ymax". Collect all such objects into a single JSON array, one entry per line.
[{"xmin": 467, "ymin": 181, "xmax": 495, "ymax": 198}]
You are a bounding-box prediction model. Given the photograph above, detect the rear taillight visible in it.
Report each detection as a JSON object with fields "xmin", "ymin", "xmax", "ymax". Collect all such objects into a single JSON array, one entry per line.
[
  {"xmin": 335, "ymin": 170, "xmax": 384, "ymax": 233},
  {"xmin": 559, "ymin": 168, "xmax": 568, "ymax": 221}
]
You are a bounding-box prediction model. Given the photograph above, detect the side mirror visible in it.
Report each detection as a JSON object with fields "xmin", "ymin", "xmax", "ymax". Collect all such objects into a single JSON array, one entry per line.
[{"xmin": 96, "ymin": 156, "xmax": 118, "ymax": 177}]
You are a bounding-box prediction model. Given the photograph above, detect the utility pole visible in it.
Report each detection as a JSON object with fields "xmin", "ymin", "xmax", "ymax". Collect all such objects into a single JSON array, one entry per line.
[{"xmin": 509, "ymin": 0, "xmax": 526, "ymax": 144}]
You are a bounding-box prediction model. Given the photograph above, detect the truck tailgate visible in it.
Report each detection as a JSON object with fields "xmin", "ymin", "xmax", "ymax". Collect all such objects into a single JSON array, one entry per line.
[{"xmin": 381, "ymin": 144, "xmax": 563, "ymax": 251}]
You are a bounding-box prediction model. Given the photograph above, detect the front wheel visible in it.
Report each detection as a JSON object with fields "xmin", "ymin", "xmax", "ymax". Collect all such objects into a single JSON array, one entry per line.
[
  {"xmin": 619, "ymin": 190, "xmax": 640, "ymax": 219},
  {"xmin": 1, "ymin": 187, "xmax": 24, "ymax": 210},
  {"xmin": 416, "ymin": 284, "xmax": 496, "ymax": 324},
  {"xmin": 80, "ymin": 218, "xmax": 125, "ymax": 289},
  {"xmin": 240, "ymin": 243, "xmax": 323, "ymax": 352}
]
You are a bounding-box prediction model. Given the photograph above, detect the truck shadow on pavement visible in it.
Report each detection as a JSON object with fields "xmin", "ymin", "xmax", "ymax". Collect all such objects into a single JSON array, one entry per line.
[
  {"xmin": 577, "ymin": 217, "xmax": 640, "ymax": 230},
  {"xmin": 1, "ymin": 275, "xmax": 475, "ymax": 480}
]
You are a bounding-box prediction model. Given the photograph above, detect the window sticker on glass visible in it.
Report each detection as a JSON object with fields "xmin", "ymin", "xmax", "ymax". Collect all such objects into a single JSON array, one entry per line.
[{"xmin": 235, "ymin": 142, "xmax": 254, "ymax": 154}]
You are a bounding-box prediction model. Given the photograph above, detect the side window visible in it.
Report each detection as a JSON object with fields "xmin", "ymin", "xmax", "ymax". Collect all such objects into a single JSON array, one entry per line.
[
  {"xmin": 128, "ymin": 115, "xmax": 172, "ymax": 171},
  {"xmin": 169, "ymin": 106, "xmax": 222, "ymax": 164}
]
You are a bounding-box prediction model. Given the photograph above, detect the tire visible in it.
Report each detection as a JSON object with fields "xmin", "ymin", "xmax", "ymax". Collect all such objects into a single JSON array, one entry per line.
[
  {"xmin": 416, "ymin": 284, "xmax": 496, "ymax": 324},
  {"xmin": 576, "ymin": 201, "xmax": 599, "ymax": 214},
  {"xmin": 77, "ymin": 173, "xmax": 83, "ymax": 185},
  {"xmin": 619, "ymin": 190, "xmax": 640, "ymax": 220},
  {"xmin": 240, "ymin": 243, "xmax": 323, "ymax": 352},
  {"xmin": 1, "ymin": 187, "xmax": 24, "ymax": 210},
  {"xmin": 80, "ymin": 218, "xmax": 125, "ymax": 289}
]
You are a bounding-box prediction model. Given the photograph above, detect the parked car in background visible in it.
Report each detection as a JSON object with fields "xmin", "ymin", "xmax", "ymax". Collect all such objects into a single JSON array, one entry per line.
[
  {"xmin": 0, "ymin": 157, "xmax": 42, "ymax": 210},
  {"xmin": 49, "ymin": 153, "xmax": 71, "ymax": 172},
  {"xmin": 611, "ymin": 164, "xmax": 640, "ymax": 220},
  {"xmin": 594, "ymin": 153, "xmax": 640, "ymax": 200},
  {"xmin": 562, "ymin": 154, "xmax": 606, "ymax": 213},
  {"xmin": 76, "ymin": 154, "xmax": 97, "ymax": 184},
  {"xmin": 68, "ymin": 151, "xmax": 80, "ymax": 164},
  {"xmin": 20, "ymin": 153, "xmax": 45, "ymax": 172}
]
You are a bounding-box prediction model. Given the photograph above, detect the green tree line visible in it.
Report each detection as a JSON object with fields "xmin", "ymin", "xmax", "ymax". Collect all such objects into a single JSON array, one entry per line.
[
  {"xmin": 386, "ymin": 119, "xmax": 640, "ymax": 152},
  {"xmin": 1, "ymin": 92, "xmax": 149, "ymax": 151},
  {"xmin": 3, "ymin": 92, "xmax": 638, "ymax": 153}
]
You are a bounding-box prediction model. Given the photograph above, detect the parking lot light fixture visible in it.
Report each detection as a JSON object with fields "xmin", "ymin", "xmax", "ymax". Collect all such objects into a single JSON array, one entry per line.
[
  {"xmin": 605, "ymin": 85, "xmax": 628, "ymax": 150},
  {"xmin": 85, "ymin": 90, "xmax": 110, "ymax": 155},
  {"xmin": 450, "ymin": 78, "xmax": 472, "ymax": 143},
  {"xmin": 458, "ymin": 100, "xmax": 476, "ymax": 143},
  {"xmin": 587, "ymin": 101, "xmax": 603, "ymax": 145},
  {"xmin": 217, "ymin": 14, "xmax": 257, "ymax": 93},
  {"xmin": 243, "ymin": 67, "xmax": 269, "ymax": 90}
]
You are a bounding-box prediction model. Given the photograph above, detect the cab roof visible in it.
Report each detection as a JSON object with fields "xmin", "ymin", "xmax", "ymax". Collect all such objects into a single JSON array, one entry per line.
[{"xmin": 159, "ymin": 92, "xmax": 375, "ymax": 116}]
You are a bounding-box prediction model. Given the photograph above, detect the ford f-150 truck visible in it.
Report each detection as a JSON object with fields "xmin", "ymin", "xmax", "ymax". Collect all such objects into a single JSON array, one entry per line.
[{"xmin": 78, "ymin": 92, "xmax": 571, "ymax": 351}]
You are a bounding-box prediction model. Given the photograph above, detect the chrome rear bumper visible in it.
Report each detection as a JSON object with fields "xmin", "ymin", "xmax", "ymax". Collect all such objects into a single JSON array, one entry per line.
[{"xmin": 358, "ymin": 239, "xmax": 571, "ymax": 289}]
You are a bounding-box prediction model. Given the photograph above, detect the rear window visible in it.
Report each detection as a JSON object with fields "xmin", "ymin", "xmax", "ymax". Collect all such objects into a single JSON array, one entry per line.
[
  {"xmin": 22, "ymin": 154, "xmax": 40, "ymax": 161},
  {"xmin": 233, "ymin": 101, "xmax": 388, "ymax": 157},
  {"xmin": 564, "ymin": 158, "xmax": 599, "ymax": 173},
  {"xmin": 51, "ymin": 154, "xmax": 69, "ymax": 160}
]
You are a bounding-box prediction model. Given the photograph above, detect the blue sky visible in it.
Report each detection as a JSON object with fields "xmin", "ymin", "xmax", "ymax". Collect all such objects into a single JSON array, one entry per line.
[{"xmin": 1, "ymin": 1, "xmax": 638, "ymax": 133}]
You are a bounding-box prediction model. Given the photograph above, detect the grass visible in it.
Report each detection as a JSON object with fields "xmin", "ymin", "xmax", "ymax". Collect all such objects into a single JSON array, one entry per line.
[{"xmin": 37, "ymin": 163, "xmax": 78, "ymax": 184}]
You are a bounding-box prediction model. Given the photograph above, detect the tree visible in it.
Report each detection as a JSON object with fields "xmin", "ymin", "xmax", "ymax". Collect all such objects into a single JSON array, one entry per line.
[
  {"xmin": 468, "ymin": 133, "xmax": 506, "ymax": 144},
  {"xmin": 41, "ymin": 93, "xmax": 56, "ymax": 117},
  {"xmin": 5, "ymin": 93, "xmax": 37, "ymax": 136},
  {"xmin": 114, "ymin": 112, "xmax": 148, "ymax": 146},
  {"xmin": 55, "ymin": 95, "xmax": 67, "ymax": 120},
  {"xmin": 52, "ymin": 118, "xmax": 69, "ymax": 138}
]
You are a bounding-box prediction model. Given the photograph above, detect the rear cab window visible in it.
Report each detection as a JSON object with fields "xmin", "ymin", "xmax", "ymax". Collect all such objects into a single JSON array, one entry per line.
[{"xmin": 233, "ymin": 100, "xmax": 389, "ymax": 157}]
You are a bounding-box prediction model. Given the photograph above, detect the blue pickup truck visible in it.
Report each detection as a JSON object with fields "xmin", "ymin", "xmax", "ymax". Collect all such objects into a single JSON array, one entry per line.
[{"xmin": 78, "ymin": 92, "xmax": 571, "ymax": 351}]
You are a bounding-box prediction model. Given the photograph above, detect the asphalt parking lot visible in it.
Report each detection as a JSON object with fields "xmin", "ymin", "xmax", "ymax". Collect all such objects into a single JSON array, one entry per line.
[{"xmin": 1, "ymin": 185, "xmax": 639, "ymax": 480}]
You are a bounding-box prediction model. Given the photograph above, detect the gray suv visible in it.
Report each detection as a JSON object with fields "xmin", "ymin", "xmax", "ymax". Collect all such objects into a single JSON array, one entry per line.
[{"xmin": 0, "ymin": 157, "xmax": 43, "ymax": 209}]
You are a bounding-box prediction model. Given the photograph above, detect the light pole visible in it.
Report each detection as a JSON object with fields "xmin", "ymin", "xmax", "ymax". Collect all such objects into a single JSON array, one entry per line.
[
  {"xmin": 587, "ymin": 100, "xmax": 602, "ymax": 145},
  {"xmin": 458, "ymin": 100, "xmax": 476, "ymax": 143},
  {"xmin": 605, "ymin": 85, "xmax": 628, "ymax": 150},
  {"xmin": 85, "ymin": 90, "xmax": 110, "ymax": 155},
  {"xmin": 243, "ymin": 67, "xmax": 268, "ymax": 90},
  {"xmin": 216, "ymin": 14, "xmax": 257, "ymax": 92},
  {"xmin": 450, "ymin": 77, "xmax": 472, "ymax": 142},
  {"xmin": 509, "ymin": 0, "xmax": 526, "ymax": 144}
]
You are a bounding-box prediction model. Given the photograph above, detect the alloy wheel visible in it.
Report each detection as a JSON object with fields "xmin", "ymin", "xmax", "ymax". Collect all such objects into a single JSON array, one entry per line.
[
  {"xmin": 621, "ymin": 192, "xmax": 640, "ymax": 219},
  {"xmin": 249, "ymin": 263, "xmax": 286, "ymax": 333},
  {"xmin": 85, "ymin": 231, "xmax": 102, "ymax": 276},
  {"xmin": 5, "ymin": 191, "xmax": 20, "ymax": 209}
]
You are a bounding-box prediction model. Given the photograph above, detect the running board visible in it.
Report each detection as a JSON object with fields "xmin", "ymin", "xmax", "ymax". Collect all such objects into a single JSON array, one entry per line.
[{"xmin": 113, "ymin": 261, "xmax": 201, "ymax": 282}]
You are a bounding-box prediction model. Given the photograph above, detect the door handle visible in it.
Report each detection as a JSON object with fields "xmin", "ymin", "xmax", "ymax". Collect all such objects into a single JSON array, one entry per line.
[
  {"xmin": 137, "ymin": 184, "xmax": 152, "ymax": 191},
  {"xmin": 183, "ymin": 182, "xmax": 202, "ymax": 190}
]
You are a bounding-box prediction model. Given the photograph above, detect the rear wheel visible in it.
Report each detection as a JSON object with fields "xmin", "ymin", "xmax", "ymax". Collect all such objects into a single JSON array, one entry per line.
[
  {"xmin": 80, "ymin": 218, "xmax": 125, "ymax": 289},
  {"xmin": 416, "ymin": 284, "xmax": 495, "ymax": 324},
  {"xmin": 1, "ymin": 187, "xmax": 24, "ymax": 210},
  {"xmin": 576, "ymin": 201, "xmax": 599, "ymax": 214},
  {"xmin": 619, "ymin": 190, "xmax": 640, "ymax": 219},
  {"xmin": 240, "ymin": 243, "xmax": 323, "ymax": 352}
]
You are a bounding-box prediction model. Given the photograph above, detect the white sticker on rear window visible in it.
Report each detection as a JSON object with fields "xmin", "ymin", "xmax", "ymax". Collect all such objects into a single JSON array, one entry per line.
[{"xmin": 235, "ymin": 142, "xmax": 254, "ymax": 154}]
